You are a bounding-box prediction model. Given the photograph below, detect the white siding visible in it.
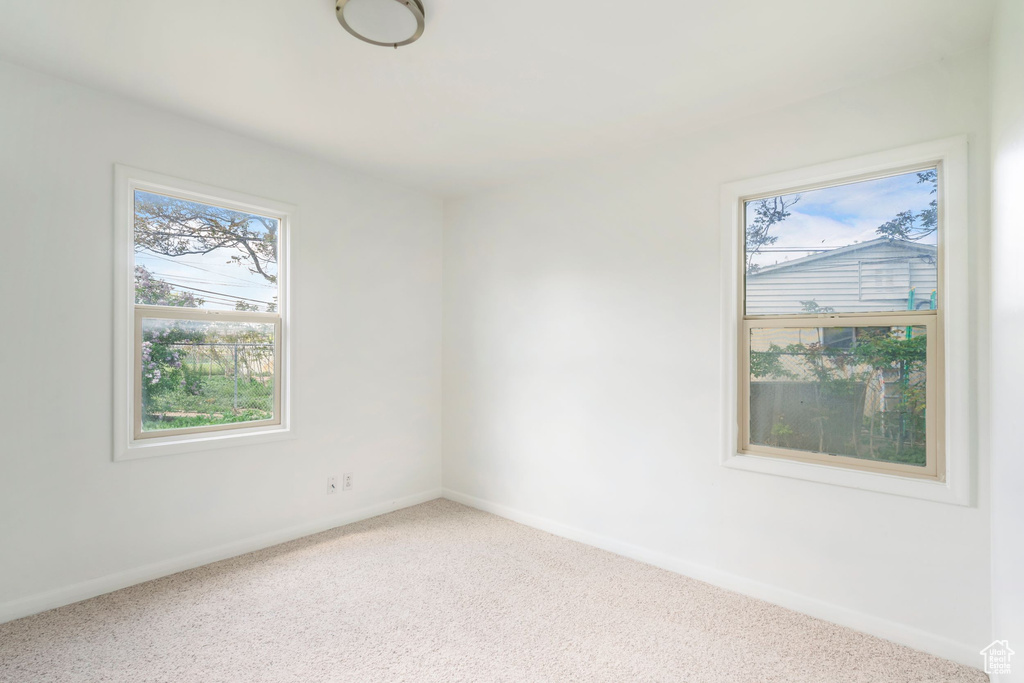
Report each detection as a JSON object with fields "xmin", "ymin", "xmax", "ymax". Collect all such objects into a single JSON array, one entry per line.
[{"xmin": 746, "ymin": 241, "xmax": 937, "ymax": 314}]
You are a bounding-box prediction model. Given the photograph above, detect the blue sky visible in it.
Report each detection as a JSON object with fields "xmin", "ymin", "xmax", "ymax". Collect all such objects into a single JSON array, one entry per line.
[
  {"xmin": 135, "ymin": 192, "xmax": 278, "ymax": 311},
  {"xmin": 136, "ymin": 172, "xmax": 935, "ymax": 308},
  {"xmin": 745, "ymin": 170, "xmax": 938, "ymax": 270}
]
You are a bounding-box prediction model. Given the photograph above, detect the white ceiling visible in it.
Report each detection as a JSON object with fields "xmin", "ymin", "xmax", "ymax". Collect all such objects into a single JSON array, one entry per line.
[{"xmin": 0, "ymin": 1, "xmax": 994, "ymax": 196}]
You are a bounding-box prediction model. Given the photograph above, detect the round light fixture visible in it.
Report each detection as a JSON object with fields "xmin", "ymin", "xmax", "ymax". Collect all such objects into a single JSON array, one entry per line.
[{"xmin": 336, "ymin": 0, "xmax": 425, "ymax": 48}]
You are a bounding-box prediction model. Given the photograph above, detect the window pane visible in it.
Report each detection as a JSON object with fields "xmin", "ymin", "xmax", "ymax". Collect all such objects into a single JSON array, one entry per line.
[
  {"xmin": 748, "ymin": 325, "xmax": 927, "ymax": 466},
  {"xmin": 140, "ymin": 318, "xmax": 275, "ymax": 432},
  {"xmin": 744, "ymin": 170, "xmax": 938, "ymax": 315},
  {"xmin": 134, "ymin": 190, "xmax": 279, "ymax": 312}
]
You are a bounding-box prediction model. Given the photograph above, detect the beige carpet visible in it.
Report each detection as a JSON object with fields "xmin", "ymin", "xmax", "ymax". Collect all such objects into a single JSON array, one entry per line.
[{"xmin": 0, "ymin": 499, "xmax": 986, "ymax": 682}]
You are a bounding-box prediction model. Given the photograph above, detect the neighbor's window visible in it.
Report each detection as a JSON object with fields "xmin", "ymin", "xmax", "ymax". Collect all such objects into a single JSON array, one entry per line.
[
  {"xmin": 740, "ymin": 167, "xmax": 943, "ymax": 479},
  {"xmin": 132, "ymin": 188, "xmax": 283, "ymax": 439}
]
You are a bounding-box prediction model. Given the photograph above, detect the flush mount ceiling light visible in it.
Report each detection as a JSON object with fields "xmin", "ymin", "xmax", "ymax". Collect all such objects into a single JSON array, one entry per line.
[{"xmin": 336, "ymin": 0, "xmax": 425, "ymax": 48}]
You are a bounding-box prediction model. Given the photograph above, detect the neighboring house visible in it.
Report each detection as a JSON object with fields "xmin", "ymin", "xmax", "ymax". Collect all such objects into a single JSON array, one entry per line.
[
  {"xmin": 747, "ymin": 238, "xmax": 935, "ymax": 404},
  {"xmin": 746, "ymin": 239, "xmax": 935, "ymax": 451},
  {"xmin": 746, "ymin": 237, "xmax": 938, "ymax": 315}
]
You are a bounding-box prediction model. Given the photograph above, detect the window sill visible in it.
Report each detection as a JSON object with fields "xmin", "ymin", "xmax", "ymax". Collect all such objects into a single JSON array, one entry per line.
[
  {"xmin": 722, "ymin": 451, "xmax": 969, "ymax": 505},
  {"xmin": 115, "ymin": 424, "xmax": 294, "ymax": 461}
]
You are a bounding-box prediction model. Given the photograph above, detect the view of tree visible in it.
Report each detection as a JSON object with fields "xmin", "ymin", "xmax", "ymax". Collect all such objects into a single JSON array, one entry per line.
[
  {"xmin": 134, "ymin": 191, "xmax": 278, "ymax": 284},
  {"xmin": 141, "ymin": 319, "xmax": 275, "ymax": 431},
  {"xmin": 800, "ymin": 300, "xmax": 835, "ymax": 314},
  {"xmin": 750, "ymin": 343, "xmax": 794, "ymax": 380},
  {"xmin": 875, "ymin": 170, "xmax": 938, "ymax": 242},
  {"xmin": 141, "ymin": 323, "xmax": 205, "ymax": 408},
  {"xmin": 746, "ymin": 195, "xmax": 800, "ymax": 274},
  {"xmin": 135, "ymin": 266, "xmax": 204, "ymax": 307},
  {"xmin": 751, "ymin": 328, "xmax": 927, "ymax": 463}
]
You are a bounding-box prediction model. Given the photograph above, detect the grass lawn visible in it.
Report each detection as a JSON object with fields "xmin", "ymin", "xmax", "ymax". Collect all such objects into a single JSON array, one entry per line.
[{"xmin": 143, "ymin": 375, "xmax": 273, "ymax": 431}]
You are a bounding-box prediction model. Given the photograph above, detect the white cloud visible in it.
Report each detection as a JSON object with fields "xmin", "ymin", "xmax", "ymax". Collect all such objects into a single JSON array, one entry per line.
[{"xmin": 746, "ymin": 170, "xmax": 937, "ymax": 269}]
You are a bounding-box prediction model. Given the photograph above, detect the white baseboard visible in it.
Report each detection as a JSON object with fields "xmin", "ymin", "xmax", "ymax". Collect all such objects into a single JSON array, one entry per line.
[
  {"xmin": 0, "ymin": 488, "xmax": 443, "ymax": 625},
  {"xmin": 441, "ymin": 487, "xmax": 981, "ymax": 669}
]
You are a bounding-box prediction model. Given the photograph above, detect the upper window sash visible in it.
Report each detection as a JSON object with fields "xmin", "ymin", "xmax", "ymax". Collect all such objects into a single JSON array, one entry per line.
[{"xmin": 741, "ymin": 163, "xmax": 942, "ymax": 319}]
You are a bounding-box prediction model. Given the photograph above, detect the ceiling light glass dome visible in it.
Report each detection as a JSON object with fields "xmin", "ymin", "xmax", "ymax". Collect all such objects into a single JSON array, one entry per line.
[{"xmin": 336, "ymin": 0, "xmax": 425, "ymax": 48}]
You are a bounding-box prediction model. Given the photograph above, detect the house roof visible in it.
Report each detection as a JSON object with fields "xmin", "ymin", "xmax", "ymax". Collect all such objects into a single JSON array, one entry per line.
[{"xmin": 748, "ymin": 238, "xmax": 937, "ymax": 277}]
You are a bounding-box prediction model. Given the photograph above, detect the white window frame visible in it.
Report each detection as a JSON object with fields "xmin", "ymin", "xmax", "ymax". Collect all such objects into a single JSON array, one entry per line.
[
  {"xmin": 113, "ymin": 165, "xmax": 293, "ymax": 461},
  {"xmin": 719, "ymin": 137, "xmax": 971, "ymax": 505}
]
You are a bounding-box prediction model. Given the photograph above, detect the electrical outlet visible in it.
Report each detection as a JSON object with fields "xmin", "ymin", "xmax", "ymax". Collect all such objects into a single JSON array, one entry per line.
[
  {"xmin": 327, "ymin": 476, "xmax": 337, "ymax": 495},
  {"xmin": 343, "ymin": 473, "xmax": 353, "ymax": 491}
]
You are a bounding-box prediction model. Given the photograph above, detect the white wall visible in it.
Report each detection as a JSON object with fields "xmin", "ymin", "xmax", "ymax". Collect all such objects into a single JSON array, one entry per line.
[
  {"xmin": 990, "ymin": 0, "xmax": 1024, "ymax": 678},
  {"xmin": 0, "ymin": 59, "xmax": 443, "ymax": 619},
  {"xmin": 443, "ymin": 49, "xmax": 991, "ymax": 665},
  {"xmin": 0, "ymin": 32, "xmax": 1001, "ymax": 672}
]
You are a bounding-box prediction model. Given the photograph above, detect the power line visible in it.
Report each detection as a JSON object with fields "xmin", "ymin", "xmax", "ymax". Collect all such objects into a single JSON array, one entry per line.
[
  {"xmin": 756, "ymin": 247, "xmax": 833, "ymax": 253},
  {"xmin": 149, "ymin": 271, "xmax": 271, "ymax": 291},
  {"xmin": 136, "ymin": 251, "xmax": 273, "ymax": 285},
  {"xmin": 134, "ymin": 252, "xmax": 277, "ymax": 308},
  {"xmin": 150, "ymin": 280, "xmax": 275, "ymax": 306}
]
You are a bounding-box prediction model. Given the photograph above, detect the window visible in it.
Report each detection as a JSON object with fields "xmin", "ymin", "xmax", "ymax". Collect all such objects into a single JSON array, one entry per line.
[
  {"xmin": 742, "ymin": 167, "xmax": 942, "ymax": 479},
  {"xmin": 114, "ymin": 167, "xmax": 292, "ymax": 459},
  {"xmin": 720, "ymin": 138, "xmax": 970, "ymax": 504}
]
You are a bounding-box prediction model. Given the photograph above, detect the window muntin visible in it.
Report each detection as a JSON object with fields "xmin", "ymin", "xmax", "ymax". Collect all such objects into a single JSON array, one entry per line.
[
  {"xmin": 744, "ymin": 169, "xmax": 938, "ymax": 316},
  {"xmin": 738, "ymin": 165, "xmax": 943, "ymax": 481},
  {"xmin": 131, "ymin": 188, "xmax": 284, "ymax": 440}
]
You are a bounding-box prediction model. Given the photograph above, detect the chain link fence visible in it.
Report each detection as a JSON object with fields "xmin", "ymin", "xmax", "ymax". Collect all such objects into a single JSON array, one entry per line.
[{"xmin": 146, "ymin": 342, "xmax": 274, "ymax": 419}]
